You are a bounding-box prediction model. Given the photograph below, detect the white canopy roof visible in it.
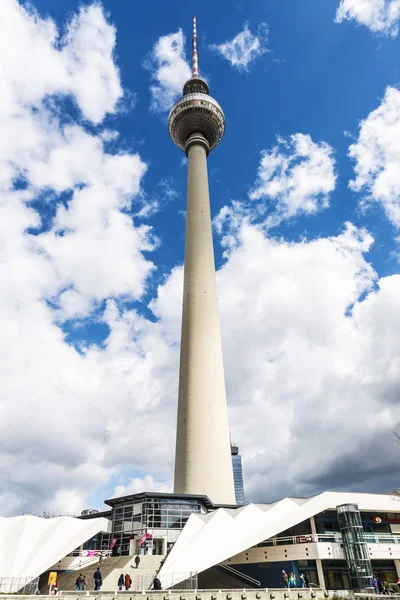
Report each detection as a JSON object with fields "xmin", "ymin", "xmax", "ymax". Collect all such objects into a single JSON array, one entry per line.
[
  {"xmin": 159, "ymin": 491, "xmax": 399, "ymax": 589},
  {"xmin": 0, "ymin": 514, "xmax": 110, "ymax": 580}
]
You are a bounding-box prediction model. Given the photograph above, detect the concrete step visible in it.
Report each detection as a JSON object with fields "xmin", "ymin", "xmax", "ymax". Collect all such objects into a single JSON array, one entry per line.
[
  {"xmin": 135, "ymin": 556, "xmax": 165, "ymax": 567},
  {"xmin": 49, "ymin": 556, "xmax": 133, "ymax": 593},
  {"xmin": 103, "ymin": 556, "xmax": 163, "ymax": 592},
  {"xmin": 42, "ymin": 555, "xmax": 165, "ymax": 594}
]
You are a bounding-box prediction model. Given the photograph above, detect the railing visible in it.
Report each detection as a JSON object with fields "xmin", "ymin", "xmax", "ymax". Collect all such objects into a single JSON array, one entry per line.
[
  {"xmin": 58, "ymin": 573, "xmax": 198, "ymax": 594},
  {"xmin": 51, "ymin": 550, "xmax": 112, "ymax": 572},
  {"xmin": 257, "ymin": 532, "xmax": 400, "ymax": 547},
  {"xmin": 257, "ymin": 534, "xmax": 320, "ymax": 546},
  {"xmin": 364, "ymin": 533, "xmax": 400, "ymax": 544},
  {"xmin": 52, "ymin": 555, "xmax": 102, "ymax": 571},
  {"xmin": 220, "ymin": 564, "xmax": 261, "ymax": 587},
  {"xmin": 0, "ymin": 576, "xmax": 39, "ymax": 594},
  {"xmin": 67, "ymin": 549, "xmax": 112, "ymax": 557}
]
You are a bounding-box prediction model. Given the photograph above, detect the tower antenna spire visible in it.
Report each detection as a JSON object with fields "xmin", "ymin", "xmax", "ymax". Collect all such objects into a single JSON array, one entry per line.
[{"xmin": 192, "ymin": 15, "xmax": 199, "ymax": 77}]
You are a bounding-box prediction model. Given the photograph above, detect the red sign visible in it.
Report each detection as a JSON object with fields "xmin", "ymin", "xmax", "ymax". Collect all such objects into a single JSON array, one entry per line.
[
  {"xmin": 109, "ymin": 537, "xmax": 118, "ymax": 550},
  {"xmin": 373, "ymin": 516, "xmax": 400, "ymax": 524},
  {"xmin": 296, "ymin": 535, "xmax": 317, "ymax": 543},
  {"xmin": 137, "ymin": 533, "xmax": 153, "ymax": 548}
]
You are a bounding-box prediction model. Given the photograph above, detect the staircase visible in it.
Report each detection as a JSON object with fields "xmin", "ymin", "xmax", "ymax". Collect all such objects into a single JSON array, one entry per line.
[
  {"xmin": 109, "ymin": 555, "xmax": 164, "ymax": 592},
  {"xmin": 48, "ymin": 556, "xmax": 132, "ymax": 593},
  {"xmin": 47, "ymin": 555, "xmax": 164, "ymax": 593}
]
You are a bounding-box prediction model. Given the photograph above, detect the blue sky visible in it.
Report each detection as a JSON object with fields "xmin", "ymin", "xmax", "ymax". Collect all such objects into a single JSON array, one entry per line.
[{"xmin": 1, "ymin": 0, "xmax": 400, "ymax": 515}]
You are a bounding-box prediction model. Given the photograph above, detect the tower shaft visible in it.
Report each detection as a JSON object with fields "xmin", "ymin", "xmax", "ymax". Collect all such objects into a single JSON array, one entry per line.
[{"xmin": 174, "ymin": 133, "xmax": 236, "ymax": 505}]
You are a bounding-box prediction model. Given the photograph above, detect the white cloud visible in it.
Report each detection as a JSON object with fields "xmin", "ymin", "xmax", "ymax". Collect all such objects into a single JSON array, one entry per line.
[
  {"xmin": 0, "ymin": 0, "xmax": 122, "ymax": 124},
  {"xmin": 210, "ymin": 23, "xmax": 268, "ymax": 72},
  {"xmin": 150, "ymin": 218, "xmax": 400, "ymax": 501},
  {"xmin": 112, "ymin": 475, "xmax": 172, "ymax": 499},
  {"xmin": 6, "ymin": 206, "xmax": 400, "ymax": 511},
  {"xmin": 348, "ymin": 86, "xmax": 400, "ymax": 228},
  {"xmin": 0, "ymin": 0, "xmax": 156, "ymax": 318},
  {"xmin": 2, "ymin": 0, "xmax": 400, "ymax": 519},
  {"xmin": 146, "ymin": 29, "xmax": 191, "ymax": 113},
  {"xmin": 335, "ymin": 0, "xmax": 400, "ymax": 36},
  {"xmin": 249, "ymin": 133, "xmax": 337, "ymax": 225},
  {"xmin": 0, "ymin": 0, "xmax": 164, "ymax": 516},
  {"xmin": 60, "ymin": 5, "xmax": 122, "ymax": 123}
]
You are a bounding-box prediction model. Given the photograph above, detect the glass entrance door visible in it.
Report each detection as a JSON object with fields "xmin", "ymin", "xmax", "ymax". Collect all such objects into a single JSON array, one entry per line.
[{"xmin": 152, "ymin": 539, "xmax": 164, "ymax": 555}]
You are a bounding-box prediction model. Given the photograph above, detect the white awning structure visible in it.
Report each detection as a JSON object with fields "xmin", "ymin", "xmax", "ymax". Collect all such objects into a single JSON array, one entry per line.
[
  {"xmin": 0, "ymin": 514, "xmax": 110, "ymax": 585},
  {"xmin": 158, "ymin": 491, "xmax": 399, "ymax": 589}
]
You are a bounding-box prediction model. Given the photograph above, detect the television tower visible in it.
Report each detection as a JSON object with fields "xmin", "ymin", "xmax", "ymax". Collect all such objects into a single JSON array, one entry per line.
[{"xmin": 168, "ymin": 17, "xmax": 235, "ymax": 505}]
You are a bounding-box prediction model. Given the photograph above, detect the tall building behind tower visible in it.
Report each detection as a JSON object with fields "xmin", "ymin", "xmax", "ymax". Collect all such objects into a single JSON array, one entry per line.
[
  {"xmin": 168, "ymin": 17, "xmax": 235, "ymax": 505},
  {"xmin": 231, "ymin": 444, "xmax": 245, "ymax": 505}
]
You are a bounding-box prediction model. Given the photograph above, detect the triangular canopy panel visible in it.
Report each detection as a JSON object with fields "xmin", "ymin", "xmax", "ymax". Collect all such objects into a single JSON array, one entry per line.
[
  {"xmin": 0, "ymin": 515, "xmax": 110, "ymax": 583},
  {"xmin": 159, "ymin": 491, "xmax": 400, "ymax": 589}
]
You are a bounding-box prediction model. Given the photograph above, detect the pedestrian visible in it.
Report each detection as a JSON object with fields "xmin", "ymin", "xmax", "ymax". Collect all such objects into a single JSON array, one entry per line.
[
  {"xmin": 282, "ymin": 570, "xmax": 289, "ymax": 588},
  {"xmin": 371, "ymin": 575, "xmax": 378, "ymax": 594},
  {"xmin": 304, "ymin": 573, "xmax": 310, "ymax": 588},
  {"xmin": 299, "ymin": 573, "xmax": 305, "ymax": 588},
  {"xmin": 288, "ymin": 572, "xmax": 296, "ymax": 588},
  {"xmin": 75, "ymin": 574, "xmax": 83, "ymax": 591},
  {"xmin": 152, "ymin": 577, "xmax": 162, "ymax": 590},
  {"xmin": 135, "ymin": 555, "xmax": 140, "ymax": 569},
  {"xmin": 82, "ymin": 576, "xmax": 87, "ymax": 591},
  {"xmin": 124, "ymin": 573, "xmax": 132, "ymax": 591},
  {"xmin": 118, "ymin": 574, "xmax": 124, "ymax": 591},
  {"xmin": 377, "ymin": 577, "xmax": 384, "ymax": 595},
  {"xmin": 94, "ymin": 567, "xmax": 102, "ymax": 591}
]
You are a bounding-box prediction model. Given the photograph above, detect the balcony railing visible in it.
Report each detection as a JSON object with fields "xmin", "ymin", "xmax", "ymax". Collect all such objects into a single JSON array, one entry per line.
[
  {"xmin": 257, "ymin": 532, "xmax": 400, "ymax": 547},
  {"xmin": 66, "ymin": 549, "xmax": 112, "ymax": 557}
]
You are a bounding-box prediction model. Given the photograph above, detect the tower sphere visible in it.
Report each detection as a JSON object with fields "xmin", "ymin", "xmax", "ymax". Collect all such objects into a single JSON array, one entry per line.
[{"xmin": 168, "ymin": 76, "xmax": 225, "ymax": 155}]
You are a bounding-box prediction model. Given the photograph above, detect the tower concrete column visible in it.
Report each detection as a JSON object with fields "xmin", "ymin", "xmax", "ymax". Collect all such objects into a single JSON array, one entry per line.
[
  {"xmin": 173, "ymin": 133, "xmax": 235, "ymax": 505},
  {"xmin": 168, "ymin": 17, "xmax": 235, "ymax": 505}
]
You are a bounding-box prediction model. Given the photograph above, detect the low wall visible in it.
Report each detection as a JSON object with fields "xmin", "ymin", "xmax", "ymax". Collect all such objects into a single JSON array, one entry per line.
[
  {"xmin": 0, "ymin": 590, "xmax": 385, "ymax": 600},
  {"xmin": 51, "ymin": 555, "xmax": 101, "ymax": 571}
]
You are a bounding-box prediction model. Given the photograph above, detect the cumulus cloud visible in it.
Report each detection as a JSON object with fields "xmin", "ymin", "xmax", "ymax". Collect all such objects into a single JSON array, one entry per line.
[
  {"xmin": 149, "ymin": 217, "xmax": 400, "ymax": 502},
  {"xmin": 348, "ymin": 86, "xmax": 400, "ymax": 228},
  {"xmin": 335, "ymin": 0, "xmax": 400, "ymax": 36},
  {"xmin": 248, "ymin": 133, "xmax": 337, "ymax": 226},
  {"xmin": 0, "ymin": 0, "xmax": 163, "ymax": 516},
  {"xmin": 112, "ymin": 476, "xmax": 172, "ymax": 499},
  {"xmin": 0, "ymin": 0, "xmax": 122, "ymax": 123},
  {"xmin": 3, "ymin": 0, "xmax": 400, "ymax": 519},
  {"xmin": 210, "ymin": 23, "xmax": 268, "ymax": 71},
  {"xmin": 145, "ymin": 29, "xmax": 191, "ymax": 113}
]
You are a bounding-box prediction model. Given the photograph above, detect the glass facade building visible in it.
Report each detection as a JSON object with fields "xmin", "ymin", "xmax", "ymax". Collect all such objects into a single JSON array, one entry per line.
[
  {"xmin": 105, "ymin": 493, "xmax": 211, "ymax": 556},
  {"xmin": 231, "ymin": 445, "xmax": 245, "ymax": 505},
  {"xmin": 77, "ymin": 492, "xmax": 400, "ymax": 590}
]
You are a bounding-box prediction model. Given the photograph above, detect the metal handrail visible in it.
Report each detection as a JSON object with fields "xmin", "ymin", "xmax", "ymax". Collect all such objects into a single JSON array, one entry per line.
[
  {"xmin": 257, "ymin": 534, "xmax": 320, "ymax": 546},
  {"xmin": 54, "ymin": 556, "xmax": 102, "ymax": 570},
  {"xmin": 257, "ymin": 532, "xmax": 400, "ymax": 546},
  {"xmin": 67, "ymin": 550, "xmax": 112, "ymax": 557},
  {"xmin": 220, "ymin": 564, "xmax": 261, "ymax": 587}
]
